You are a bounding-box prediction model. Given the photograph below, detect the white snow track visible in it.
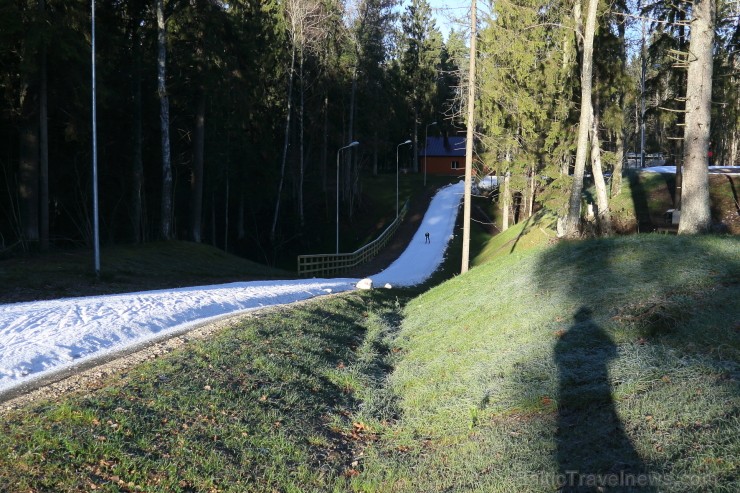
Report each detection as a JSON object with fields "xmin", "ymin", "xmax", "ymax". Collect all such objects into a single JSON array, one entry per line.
[{"xmin": 0, "ymin": 181, "xmax": 464, "ymax": 398}]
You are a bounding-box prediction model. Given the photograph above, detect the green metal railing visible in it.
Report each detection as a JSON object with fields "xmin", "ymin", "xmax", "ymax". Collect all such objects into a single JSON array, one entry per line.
[{"xmin": 297, "ymin": 201, "xmax": 409, "ymax": 278}]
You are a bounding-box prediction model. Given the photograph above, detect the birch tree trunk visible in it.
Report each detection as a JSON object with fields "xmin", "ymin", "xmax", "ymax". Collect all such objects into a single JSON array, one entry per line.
[
  {"xmin": 270, "ymin": 44, "xmax": 296, "ymax": 242},
  {"xmin": 679, "ymin": 0, "xmax": 715, "ymax": 234},
  {"xmin": 590, "ymin": 105, "xmax": 612, "ymax": 234},
  {"xmin": 157, "ymin": 0, "xmax": 173, "ymax": 240},
  {"xmin": 564, "ymin": 0, "xmax": 598, "ymax": 237}
]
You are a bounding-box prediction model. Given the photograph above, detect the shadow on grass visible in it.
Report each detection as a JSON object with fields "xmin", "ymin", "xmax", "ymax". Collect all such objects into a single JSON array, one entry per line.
[
  {"xmin": 535, "ymin": 234, "xmax": 740, "ymax": 491},
  {"xmin": 724, "ymin": 175, "xmax": 740, "ymax": 215},
  {"xmin": 555, "ymin": 306, "xmax": 652, "ymax": 492},
  {"xmin": 627, "ymin": 172, "xmax": 655, "ymax": 232}
]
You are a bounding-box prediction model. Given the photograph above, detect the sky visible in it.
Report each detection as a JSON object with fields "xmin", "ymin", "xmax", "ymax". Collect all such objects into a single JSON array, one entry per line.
[
  {"xmin": 0, "ymin": 182, "xmax": 465, "ymax": 400},
  {"xmin": 427, "ymin": 0, "xmax": 470, "ymax": 37}
]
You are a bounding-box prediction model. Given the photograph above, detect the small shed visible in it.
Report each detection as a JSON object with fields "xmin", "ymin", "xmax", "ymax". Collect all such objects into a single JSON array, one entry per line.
[{"xmin": 419, "ymin": 136, "xmax": 467, "ymax": 176}]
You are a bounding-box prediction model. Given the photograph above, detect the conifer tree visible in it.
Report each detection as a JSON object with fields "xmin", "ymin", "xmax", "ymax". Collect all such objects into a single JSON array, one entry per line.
[{"xmin": 400, "ymin": 0, "xmax": 442, "ymax": 172}]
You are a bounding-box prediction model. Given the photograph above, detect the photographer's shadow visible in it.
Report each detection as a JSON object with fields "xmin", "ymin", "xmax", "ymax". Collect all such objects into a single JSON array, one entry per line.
[{"xmin": 555, "ymin": 307, "xmax": 653, "ymax": 492}]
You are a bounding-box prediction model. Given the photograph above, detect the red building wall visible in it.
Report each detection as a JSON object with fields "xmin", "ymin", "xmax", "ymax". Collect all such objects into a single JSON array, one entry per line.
[{"xmin": 420, "ymin": 156, "xmax": 467, "ymax": 176}]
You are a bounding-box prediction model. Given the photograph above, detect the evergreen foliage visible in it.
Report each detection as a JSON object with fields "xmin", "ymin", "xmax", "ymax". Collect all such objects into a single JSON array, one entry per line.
[{"xmin": 0, "ymin": 0, "xmax": 737, "ymax": 265}]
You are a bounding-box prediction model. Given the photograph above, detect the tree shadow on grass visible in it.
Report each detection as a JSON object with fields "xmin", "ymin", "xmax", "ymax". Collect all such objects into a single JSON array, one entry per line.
[
  {"xmin": 627, "ymin": 171, "xmax": 655, "ymax": 232},
  {"xmin": 555, "ymin": 306, "xmax": 653, "ymax": 492}
]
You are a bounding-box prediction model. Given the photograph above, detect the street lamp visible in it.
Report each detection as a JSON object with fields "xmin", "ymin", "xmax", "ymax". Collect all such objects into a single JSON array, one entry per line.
[
  {"xmin": 424, "ymin": 122, "xmax": 437, "ymax": 187},
  {"xmin": 396, "ymin": 140, "xmax": 412, "ymax": 218},
  {"xmin": 336, "ymin": 141, "xmax": 359, "ymax": 254},
  {"xmin": 91, "ymin": 0, "xmax": 101, "ymax": 277}
]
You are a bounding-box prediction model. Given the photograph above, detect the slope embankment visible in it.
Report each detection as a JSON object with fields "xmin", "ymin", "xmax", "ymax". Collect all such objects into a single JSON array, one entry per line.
[{"xmin": 353, "ymin": 234, "xmax": 739, "ymax": 491}]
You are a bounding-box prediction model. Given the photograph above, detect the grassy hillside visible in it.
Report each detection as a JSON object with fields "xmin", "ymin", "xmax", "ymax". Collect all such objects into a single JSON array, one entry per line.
[
  {"xmin": 471, "ymin": 209, "xmax": 558, "ymax": 266},
  {"xmin": 0, "ymin": 290, "xmax": 408, "ymax": 492},
  {"xmin": 1, "ymin": 235, "xmax": 737, "ymax": 492},
  {"xmin": 2, "ymin": 170, "xmax": 738, "ymax": 492},
  {"xmin": 354, "ymin": 234, "xmax": 739, "ymax": 492}
]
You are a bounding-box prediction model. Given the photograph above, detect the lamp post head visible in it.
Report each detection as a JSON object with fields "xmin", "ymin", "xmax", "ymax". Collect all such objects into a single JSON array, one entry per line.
[
  {"xmin": 349, "ymin": 141, "xmax": 359, "ymax": 147},
  {"xmin": 430, "ymin": 121, "xmax": 437, "ymax": 126},
  {"xmin": 400, "ymin": 139, "xmax": 412, "ymax": 146}
]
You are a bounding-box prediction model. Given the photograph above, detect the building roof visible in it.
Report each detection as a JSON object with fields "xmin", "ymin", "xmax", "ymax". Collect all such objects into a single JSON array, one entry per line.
[{"xmin": 420, "ymin": 136, "xmax": 466, "ymax": 157}]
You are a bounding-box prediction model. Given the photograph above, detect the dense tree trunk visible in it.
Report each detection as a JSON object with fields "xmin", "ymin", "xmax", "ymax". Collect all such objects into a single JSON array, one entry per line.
[
  {"xmin": 590, "ymin": 104, "xmax": 612, "ymax": 234},
  {"xmin": 321, "ymin": 92, "xmax": 328, "ymax": 193},
  {"xmin": 190, "ymin": 90, "xmax": 205, "ymax": 242},
  {"xmin": 679, "ymin": 0, "xmax": 715, "ymax": 234},
  {"xmin": 412, "ymin": 109, "xmax": 419, "ymax": 173},
  {"xmin": 611, "ymin": 129, "xmax": 624, "ymax": 197},
  {"xmin": 157, "ymin": 0, "xmax": 173, "ymax": 240},
  {"xmin": 237, "ymin": 192, "xmax": 245, "ymax": 241},
  {"xmin": 19, "ymin": 83, "xmax": 40, "ymax": 244},
  {"xmin": 224, "ymin": 171, "xmax": 229, "ymax": 251},
  {"xmin": 298, "ymin": 48, "xmax": 305, "ymax": 228},
  {"xmin": 38, "ymin": 0, "xmax": 48, "ymax": 251},
  {"xmin": 346, "ymin": 65, "xmax": 357, "ymax": 203},
  {"xmin": 674, "ymin": 9, "xmax": 688, "ymax": 211},
  {"xmin": 502, "ymin": 170, "xmax": 510, "ymax": 232},
  {"xmin": 564, "ymin": 0, "xmax": 597, "ymax": 237},
  {"xmin": 527, "ymin": 167, "xmax": 535, "ymax": 219},
  {"xmin": 131, "ymin": 22, "xmax": 144, "ymax": 243},
  {"xmin": 372, "ymin": 131, "xmax": 378, "ymax": 176},
  {"xmin": 271, "ymin": 43, "xmax": 296, "ymax": 243}
]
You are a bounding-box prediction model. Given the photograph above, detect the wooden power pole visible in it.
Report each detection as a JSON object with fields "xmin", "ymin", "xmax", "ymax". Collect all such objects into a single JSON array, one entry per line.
[{"xmin": 461, "ymin": 0, "xmax": 476, "ymax": 274}]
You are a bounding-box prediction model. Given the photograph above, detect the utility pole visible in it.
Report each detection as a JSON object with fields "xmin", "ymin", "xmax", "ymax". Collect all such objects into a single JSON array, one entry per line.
[
  {"xmin": 91, "ymin": 0, "xmax": 101, "ymax": 277},
  {"xmin": 461, "ymin": 0, "xmax": 476, "ymax": 274}
]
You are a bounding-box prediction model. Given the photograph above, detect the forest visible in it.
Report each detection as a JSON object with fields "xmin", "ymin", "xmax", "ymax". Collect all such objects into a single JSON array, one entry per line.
[{"xmin": 1, "ymin": 0, "xmax": 738, "ymax": 268}]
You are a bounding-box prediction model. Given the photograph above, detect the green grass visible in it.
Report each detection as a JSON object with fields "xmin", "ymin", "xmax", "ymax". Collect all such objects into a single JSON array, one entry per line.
[
  {"xmin": 471, "ymin": 209, "xmax": 558, "ymax": 266},
  {"xmin": 0, "ymin": 291, "xmax": 409, "ymax": 492},
  {"xmin": 351, "ymin": 234, "xmax": 739, "ymax": 492},
  {"xmin": 2, "ymin": 196, "xmax": 738, "ymax": 492}
]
